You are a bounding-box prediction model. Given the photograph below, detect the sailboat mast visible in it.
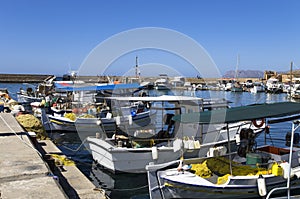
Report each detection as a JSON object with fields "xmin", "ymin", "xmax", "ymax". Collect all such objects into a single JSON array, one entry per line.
[{"xmin": 234, "ymin": 54, "xmax": 240, "ymax": 81}]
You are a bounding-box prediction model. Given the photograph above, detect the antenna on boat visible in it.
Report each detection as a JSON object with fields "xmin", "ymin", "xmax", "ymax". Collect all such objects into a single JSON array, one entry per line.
[
  {"xmin": 289, "ymin": 61, "xmax": 293, "ymax": 98},
  {"xmin": 135, "ymin": 56, "xmax": 139, "ymax": 79}
]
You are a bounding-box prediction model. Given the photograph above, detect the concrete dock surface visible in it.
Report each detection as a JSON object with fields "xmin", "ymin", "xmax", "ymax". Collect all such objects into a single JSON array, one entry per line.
[{"xmin": 0, "ymin": 113, "xmax": 106, "ymax": 199}]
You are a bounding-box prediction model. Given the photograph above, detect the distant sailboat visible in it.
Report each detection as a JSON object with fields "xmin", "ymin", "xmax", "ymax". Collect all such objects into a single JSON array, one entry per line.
[{"xmin": 231, "ymin": 54, "xmax": 243, "ymax": 92}]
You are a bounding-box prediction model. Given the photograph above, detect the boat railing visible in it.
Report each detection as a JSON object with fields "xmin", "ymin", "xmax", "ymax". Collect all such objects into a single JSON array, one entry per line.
[{"xmin": 266, "ymin": 120, "xmax": 300, "ymax": 199}]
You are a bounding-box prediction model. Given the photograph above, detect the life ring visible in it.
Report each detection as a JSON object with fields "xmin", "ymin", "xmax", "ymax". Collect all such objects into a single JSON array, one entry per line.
[{"xmin": 252, "ymin": 118, "xmax": 265, "ymax": 128}]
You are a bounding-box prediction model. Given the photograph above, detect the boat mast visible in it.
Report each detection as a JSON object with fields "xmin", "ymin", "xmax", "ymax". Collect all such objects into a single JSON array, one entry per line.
[
  {"xmin": 135, "ymin": 56, "xmax": 140, "ymax": 79},
  {"xmin": 289, "ymin": 61, "xmax": 293, "ymax": 98},
  {"xmin": 234, "ymin": 54, "xmax": 240, "ymax": 82}
]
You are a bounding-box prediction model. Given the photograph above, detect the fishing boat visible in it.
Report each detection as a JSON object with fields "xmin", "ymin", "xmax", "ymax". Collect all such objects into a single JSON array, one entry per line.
[
  {"xmin": 85, "ymin": 95, "xmax": 265, "ymax": 173},
  {"xmin": 290, "ymin": 83, "xmax": 300, "ymax": 99},
  {"xmin": 194, "ymin": 83, "xmax": 208, "ymax": 91},
  {"xmin": 17, "ymin": 76, "xmax": 55, "ymax": 104},
  {"xmin": 266, "ymin": 78, "xmax": 283, "ymax": 93},
  {"xmin": 231, "ymin": 81, "xmax": 243, "ymax": 92},
  {"xmin": 154, "ymin": 74, "xmax": 171, "ymax": 90},
  {"xmin": 146, "ymin": 102, "xmax": 300, "ymax": 199},
  {"xmin": 45, "ymin": 100, "xmax": 153, "ymax": 139},
  {"xmin": 42, "ymin": 82, "xmax": 152, "ymax": 137},
  {"xmin": 250, "ymin": 82, "xmax": 265, "ymax": 93}
]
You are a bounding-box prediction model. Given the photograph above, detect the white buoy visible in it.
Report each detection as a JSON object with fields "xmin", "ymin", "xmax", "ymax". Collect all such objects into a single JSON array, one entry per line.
[
  {"xmin": 128, "ymin": 115, "xmax": 132, "ymax": 125},
  {"xmin": 151, "ymin": 146, "xmax": 158, "ymax": 160},
  {"xmin": 280, "ymin": 162, "xmax": 293, "ymax": 179},
  {"xmin": 235, "ymin": 133, "xmax": 240, "ymax": 145},
  {"xmin": 257, "ymin": 175, "xmax": 267, "ymax": 196},
  {"xmin": 96, "ymin": 120, "xmax": 101, "ymax": 125},
  {"xmin": 115, "ymin": 116, "xmax": 121, "ymax": 126}
]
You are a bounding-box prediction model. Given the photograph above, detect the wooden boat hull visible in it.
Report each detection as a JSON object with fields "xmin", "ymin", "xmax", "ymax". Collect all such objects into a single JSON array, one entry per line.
[
  {"xmin": 86, "ymin": 137, "xmax": 182, "ymax": 173},
  {"xmin": 46, "ymin": 111, "xmax": 154, "ymax": 137}
]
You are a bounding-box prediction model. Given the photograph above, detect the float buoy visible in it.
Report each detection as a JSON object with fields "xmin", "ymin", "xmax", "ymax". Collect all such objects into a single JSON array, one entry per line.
[
  {"xmin": 252, "ymin": 118, "xmax": 265, "ymax": 128},
  {"xmin": 257, "ymin": 174, "xmax": 267, "ymax": 196}
]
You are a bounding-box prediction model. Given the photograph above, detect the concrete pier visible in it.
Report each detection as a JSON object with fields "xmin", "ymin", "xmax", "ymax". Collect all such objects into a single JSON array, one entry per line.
[{"xmin": 0, "ymin": 113, "xmax": 106, "ymax": 199}]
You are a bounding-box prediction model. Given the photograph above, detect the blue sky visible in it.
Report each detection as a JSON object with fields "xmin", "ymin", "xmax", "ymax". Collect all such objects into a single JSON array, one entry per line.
[{"xmin": 0, "ymin": 0, "xmax": 299, "ymax": 77}]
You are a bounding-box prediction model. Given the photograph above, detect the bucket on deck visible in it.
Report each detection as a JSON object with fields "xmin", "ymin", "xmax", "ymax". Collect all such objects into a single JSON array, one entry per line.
[
  {"xmin": 246, "ymin": 153, "xmax": 262, "ymax": 167},
  {"xmin": 272, "ymin": 163, "xmax": 283, "ymax": 176}
]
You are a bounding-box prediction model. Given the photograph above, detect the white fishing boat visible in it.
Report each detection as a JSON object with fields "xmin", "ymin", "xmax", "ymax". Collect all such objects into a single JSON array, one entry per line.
[
  {"xmin": 266, "ymin": 78, "xmax": 283, "ymax": 93},
  {"xmin": 85, "ymin": 95, "xmax": 265, "ymax": 173},
  {"xmin": 45, "ymin": 102, "xmax": 154, "ymax": 139},
  {"xmin": 17, "ymin": 77, "xmax": 55, "ymax": 104},
  {"xmin": 250, "ymin": 82, "xmax": 265, "ymax": 93},
  {"xmin": 41, "ymin": 82, "xmax": 146, "ymax": 134},
  {"xmin": 290, "ymin": 83, "xmax": 300, "ymax": 99},
  {"xmin": 225, "ymin": 80, "xmax": 233, "ymax": 91},
  {"xmin": 231, "ymin": 81, "xmax": 243, "ymax": 92},
  {"xmin": 217, "ymin": 80, "xmax": 227, "ymax": 91},
  {"xmin": 154, "ymin": 74, "xmax": 171, "ymax": 90},
  {"xmin": 146, "ymin": 102, "xmax": 300, "ymax": 199},
  {"xmin": 194, "ymin": 83, "xmax": 208, "ymax": 91}
]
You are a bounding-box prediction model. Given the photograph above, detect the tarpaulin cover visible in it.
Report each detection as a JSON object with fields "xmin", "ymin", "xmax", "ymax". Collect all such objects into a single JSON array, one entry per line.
[{"xmin": 172, "ymin": 102, "xmax": 300, "ymax": 124}]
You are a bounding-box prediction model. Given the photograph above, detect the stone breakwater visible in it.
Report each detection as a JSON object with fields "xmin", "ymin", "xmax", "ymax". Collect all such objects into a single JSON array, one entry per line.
[
  {"xmin": 0, "ymin": 73, "xmax": 261, "ymax": 84},
  {"xmin": 0, "ymin": 74, "xmax": 55, "ymax": 83}
]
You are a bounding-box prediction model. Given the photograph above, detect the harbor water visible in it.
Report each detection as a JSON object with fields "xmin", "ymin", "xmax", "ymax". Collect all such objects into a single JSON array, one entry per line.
[{"xmin": 1, "ymin": 82, "xmax": 299, "ymax": 199}]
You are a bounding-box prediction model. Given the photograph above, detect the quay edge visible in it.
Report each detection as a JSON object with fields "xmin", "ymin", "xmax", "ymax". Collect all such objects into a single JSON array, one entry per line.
[{"xmin": 0, "ymin": 113, "xmax": 106, "ymax": 199}]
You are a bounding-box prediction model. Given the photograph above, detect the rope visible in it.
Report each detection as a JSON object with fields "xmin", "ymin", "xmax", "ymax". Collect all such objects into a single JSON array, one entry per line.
[
  {"xmin": 0, "ymin": 114, "xmax": 57, "ymax": 180},
  {"xmin": 267, "ymin": 132, "xmax": 275, "ymax": 146},
  {"xmin": 93, "ymin": 187, "xmax": 110, "ymax": 199},
  {"xmin": 107, "ymin": 184, "xmax": 149, "ymax": 192},
  {"xmin": 58, "ymin": 138, "xmax": 88, "ymax": 154}
]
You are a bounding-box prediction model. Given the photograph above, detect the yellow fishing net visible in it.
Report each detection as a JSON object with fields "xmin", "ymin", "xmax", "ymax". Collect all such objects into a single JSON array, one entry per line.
[
  {"xmin": 64, "ymin": 113, "xmax": 76, "ymax": 121},
  {"xmin": 79, "ymin": 114, "xmax": 95, "ymax": 118},
  {"xmin": 191, "ymin": 160, "xmax": 212, "ymax": 178},
  {"xmin": 191, "ymin": 157, "xmax": 270, "ymax": 182},
  {"xmin": 16, "ymin": 114, "xmax": 47, "ymax": 140}
]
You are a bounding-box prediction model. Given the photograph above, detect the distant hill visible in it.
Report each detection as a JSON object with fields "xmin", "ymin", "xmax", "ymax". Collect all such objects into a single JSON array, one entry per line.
[{"xmin": 222, "ymin": 70, "xmax": 264, "ymax": 78}]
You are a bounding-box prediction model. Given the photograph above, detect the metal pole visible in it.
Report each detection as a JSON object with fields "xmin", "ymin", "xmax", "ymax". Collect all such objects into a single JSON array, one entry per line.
[
  {"xmin": 266, "ymin": 121, "xmax": 300, "ymax": 199},
  {"xmin": 227, "ymin": 123, "xmax": 233, "ymax": 175},
  {"xmin": 287, "ymin": 121, "xmax": 296, "ymax": 198},
  {"xmin": 289, "ymin": 61, "xmax": 293, "ymax": 98}
]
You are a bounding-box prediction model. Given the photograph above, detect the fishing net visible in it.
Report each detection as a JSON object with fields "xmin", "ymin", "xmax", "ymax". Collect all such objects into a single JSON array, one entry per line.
[{"xmin": 16, "ymin": 114, "xmax": 47, "ymax": 140}]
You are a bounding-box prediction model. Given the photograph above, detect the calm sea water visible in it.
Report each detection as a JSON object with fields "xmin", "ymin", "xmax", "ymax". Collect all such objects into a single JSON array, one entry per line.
[{"xmin": 1, "ymin": 83, "xmax": 299, "ymax": 199}]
